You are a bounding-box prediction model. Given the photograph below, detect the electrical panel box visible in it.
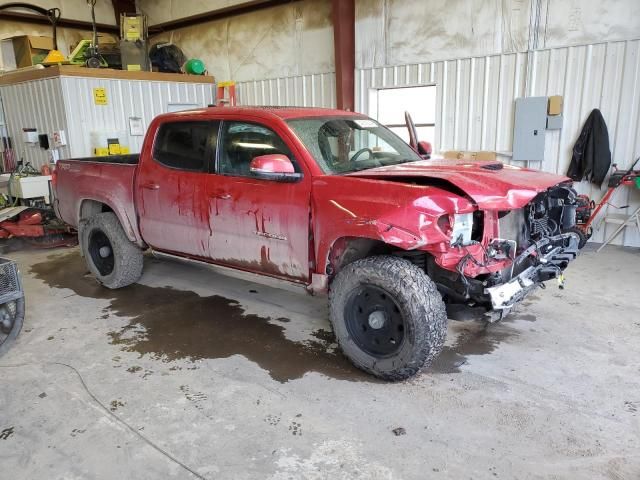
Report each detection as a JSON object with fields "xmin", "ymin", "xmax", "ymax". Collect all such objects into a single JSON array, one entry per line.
[
  {"xmin": 513, "ymin": 97, "xmax": 548, "ymax": 162},
  {"xmin": 546, "ymin": 115, "xmax": 563, "ymax": 130}
]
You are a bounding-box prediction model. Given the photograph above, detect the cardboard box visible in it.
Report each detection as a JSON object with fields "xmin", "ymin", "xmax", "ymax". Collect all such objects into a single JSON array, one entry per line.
[
  {"xmin": 475, "ymin": 151, "xmax": 498, "ymax": 161},
  {"xmin": 10, "ymin": 36, "xmax": 54, "ymax": 69},
  {"xmin": 443, "ymin": 150, "xmax": 464, "ymax": 159},
  {"xmin": 548, "ymin": 95, "xmax": 563, "ymax": 116},
  {"xmin": 442, "ymin": 150, "xmax": 498, "ymax": 161},
  {"xmin": 1, "ymin": 39, "xmax": 17, "ymax": 70}
]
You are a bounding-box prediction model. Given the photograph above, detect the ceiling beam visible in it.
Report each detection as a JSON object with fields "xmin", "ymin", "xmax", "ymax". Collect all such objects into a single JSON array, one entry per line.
[
  {"xmin": 0, "ymin": 10, "xmax": 119, "ymax": 34},
  {"xmin": 111, "ymin": 0, "xmax": 136, "ymax": 28},
  {"xmin": 150, "ymin": 0, "xmax": 302, "ymax": 32},
  {"xmin": 0, "ymin": 1, "xmax": 303, "ymax": 36},
  {"xmin": 332, "ymin": 0, "xmax": 355, "ymax": 111}
]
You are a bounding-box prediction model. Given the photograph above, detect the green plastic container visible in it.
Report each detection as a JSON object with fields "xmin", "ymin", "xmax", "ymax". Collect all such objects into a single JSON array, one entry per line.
[
  {"xmin": 184, "ymin": 58, "xmax": 205, "ymax": 75},
  {"xmin": 635, "ymin": 176, "xmax": 640, "ymax": 189}
]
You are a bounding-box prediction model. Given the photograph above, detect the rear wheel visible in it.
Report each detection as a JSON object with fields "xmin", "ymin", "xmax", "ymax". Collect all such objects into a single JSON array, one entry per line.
[
  {"xmin": 80, "ymin": 212, "xmax": 143, "ymax": 289},
  {"xmin": 329, "ymin": 255, "xmax": 447, "ymax": 381}
]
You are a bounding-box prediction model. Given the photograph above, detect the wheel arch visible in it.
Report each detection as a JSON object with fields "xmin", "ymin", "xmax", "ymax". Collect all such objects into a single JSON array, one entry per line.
[
  {"xmin": 326, "ymin": 235, "xmax": 403, "ymax": 276},
  {"xmin": 77, "ymin": 198, "xmax": 144, "ymax": 247}
]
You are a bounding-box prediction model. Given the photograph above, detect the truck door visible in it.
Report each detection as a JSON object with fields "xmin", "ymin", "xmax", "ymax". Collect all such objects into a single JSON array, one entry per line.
[
  {"xmin": 136, "ymin": 120, "xmax": 219, "ymax": 256},
  {"xmin": 207, "ymin": 120, "xmax": 311, "ymax": 282}
]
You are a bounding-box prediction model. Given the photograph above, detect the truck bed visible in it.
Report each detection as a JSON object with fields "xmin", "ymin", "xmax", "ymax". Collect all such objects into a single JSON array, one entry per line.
[
  {"xmin": 54, "ymin": 157, "xmax": 142, "ymax": 244},
  {"xmin": 71, "ymin": 154, "xmax": 139, "ymax": 165}
]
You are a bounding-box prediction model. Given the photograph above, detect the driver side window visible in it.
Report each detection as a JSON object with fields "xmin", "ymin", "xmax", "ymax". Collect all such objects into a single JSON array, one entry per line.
[{"xmin": 218, "ymin": 121, "xmax": 297, "ymax": 177}]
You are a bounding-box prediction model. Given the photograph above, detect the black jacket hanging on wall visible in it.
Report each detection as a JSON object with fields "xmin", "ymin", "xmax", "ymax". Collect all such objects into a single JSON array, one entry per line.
[{"xmin": 567, "ymin": 108, "xmax": 611, "ymax": 187}]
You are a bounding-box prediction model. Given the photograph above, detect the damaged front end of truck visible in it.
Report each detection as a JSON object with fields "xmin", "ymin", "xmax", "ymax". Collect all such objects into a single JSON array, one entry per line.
[
  {"xmin": 423, "ymin": 184, "xmax": 581, "ymax": 320},
  {"xmin": 334, "ymin": 163, "xmax": 583, "ymax": 321}
]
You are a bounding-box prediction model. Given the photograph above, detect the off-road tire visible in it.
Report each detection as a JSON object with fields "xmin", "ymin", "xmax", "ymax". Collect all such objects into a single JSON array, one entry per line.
[
  {"xmin": 329, "ymin": 255, "xmax": 447, "ymax": 381},
  {"xmin": 563, "ymin": 226, "xmax": 589, "ymax": 249},
  {"xmin": 80, "ymin": 212, "xmax": 143, "ymax": 289}
]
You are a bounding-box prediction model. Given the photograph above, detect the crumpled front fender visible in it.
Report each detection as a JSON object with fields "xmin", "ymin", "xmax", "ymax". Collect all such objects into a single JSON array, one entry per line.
[{"xmin": 312, "ymin": 176, "xmax": 476, "ymax": 273}]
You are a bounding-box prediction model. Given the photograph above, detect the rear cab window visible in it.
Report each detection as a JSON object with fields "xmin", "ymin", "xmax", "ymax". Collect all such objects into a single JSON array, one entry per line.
[{"xmin": 153, "ymin": 121, "xmax": 219, "ymax": 171}]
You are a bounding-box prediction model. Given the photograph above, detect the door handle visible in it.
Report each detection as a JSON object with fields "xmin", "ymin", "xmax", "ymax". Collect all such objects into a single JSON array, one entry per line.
[{"xmin": 141, "ymin": 183, "xmax": 159, "ymax": 190}]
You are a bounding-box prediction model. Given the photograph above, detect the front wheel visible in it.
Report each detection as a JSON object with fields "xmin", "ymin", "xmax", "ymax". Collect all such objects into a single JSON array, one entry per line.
[
  {"xmin": 80, "ymin": 212, "xmax": 143, "ymax": 289},
  {"xmin": 329, "ymin": 256, "xmax": 448, "ymax": 381}
]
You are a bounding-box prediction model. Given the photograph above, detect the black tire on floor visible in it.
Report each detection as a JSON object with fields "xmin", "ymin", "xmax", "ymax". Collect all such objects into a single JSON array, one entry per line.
[
  {"xmin": 329, "ymin": 255, "xmax": 448, "ymax": 381},
  {"xmin": 80, "ymin": 212, "xmax": 143, "ymax": 289},
  {"xmin": 0, "ymin": 296, "xmax": 25, "ymax": 356},
  {"xmin": 563, "ymin": 226, "xmax": 589, "ymax": 249}
]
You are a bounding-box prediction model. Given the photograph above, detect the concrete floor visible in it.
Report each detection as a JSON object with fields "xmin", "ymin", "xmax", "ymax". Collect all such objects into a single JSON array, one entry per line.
[{"xmin": 0, "ymin": 245, "xmax": 639, "ymax": 479}]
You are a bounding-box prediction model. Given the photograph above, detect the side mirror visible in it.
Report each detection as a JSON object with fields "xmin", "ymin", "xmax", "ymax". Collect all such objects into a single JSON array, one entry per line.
[
  {"xmin": 417, "ymin": 141, "xmax": 432, "ymax": 159},
  {"xmin": 249, "ymin": 154, "xmax": 303, "ymax": 183}
]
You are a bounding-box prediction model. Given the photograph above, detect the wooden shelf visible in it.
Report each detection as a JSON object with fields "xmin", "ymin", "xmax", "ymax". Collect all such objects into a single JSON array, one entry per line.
[{"xmin": 0, "ymin": 65, "xmax": 215, "ymax": 86}]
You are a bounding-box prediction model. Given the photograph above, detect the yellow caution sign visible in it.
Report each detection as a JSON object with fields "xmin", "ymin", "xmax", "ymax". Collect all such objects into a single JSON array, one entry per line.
[{"xmin": 93, "ymin": 87, "xmax": 108, "ymax": 105}]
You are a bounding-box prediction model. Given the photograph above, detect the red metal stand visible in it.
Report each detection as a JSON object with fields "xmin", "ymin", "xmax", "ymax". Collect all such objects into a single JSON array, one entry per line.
[{"xmin": 217, "ymin": 81, "xmax": 236, "ymax": 107}]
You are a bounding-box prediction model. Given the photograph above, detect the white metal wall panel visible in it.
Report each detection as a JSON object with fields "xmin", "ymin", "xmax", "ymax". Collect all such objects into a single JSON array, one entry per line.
[
  {"xmin": 0, "ymin": 76, "xmax": 215, "ymax": 168},
  {"xmin": 356, "ymin": 39, "xmax": 640, "ymax": 247},
  {"xmin": 0, "ymin": 78, "xmax": 71, "ymax": 168},
  {"xmin": 527, "ymin": 40, "xmax": 640, "ymax": 247},
  {"xmin": 236, "ymin": 73, "xmax": 336, "ymax": 108},
  {"xmin": 59, "ymin": 76, "xmax": 215, "ymax": 159},
  {"xmin": 356, "ymin": 53, "xmax": 528, "ymax": 155}
]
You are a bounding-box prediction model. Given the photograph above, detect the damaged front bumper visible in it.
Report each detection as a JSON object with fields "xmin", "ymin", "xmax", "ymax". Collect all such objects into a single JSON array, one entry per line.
[{"xmin": 485, "ymin": 233, "xmax": 579, "ymax": 311}]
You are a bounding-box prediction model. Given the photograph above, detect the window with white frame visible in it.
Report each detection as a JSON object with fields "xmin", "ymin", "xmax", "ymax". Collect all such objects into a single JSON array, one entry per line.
[{"xmin": 370, "ymin": 85, "xmax": 436, "ymax": 145}]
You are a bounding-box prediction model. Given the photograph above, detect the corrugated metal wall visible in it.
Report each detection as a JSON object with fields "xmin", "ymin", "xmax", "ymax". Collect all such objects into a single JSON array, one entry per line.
[
  {"xmin": 59, "ymin": 76, "xmax": 215, "ymax": 159},
  {"xmin": 0, "ymin": 76, "xmax": 215, "ymax": 168},
  {"xmin": 0, "ymin": 78, "xmax": 71, "ymax": 168},
  {"xmin": 236, "ymin": 73, "xmax": 336, "ymax": 108},
  {"xmin": 355, "ymin": 39, "xmax": 640, "ymax": 247}
]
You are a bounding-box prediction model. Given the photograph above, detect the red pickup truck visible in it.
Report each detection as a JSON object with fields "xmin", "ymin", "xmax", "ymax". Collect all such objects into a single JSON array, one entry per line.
[{"xmin": 53, "ymin": 107, "xmax": 581, "ymax": 380}]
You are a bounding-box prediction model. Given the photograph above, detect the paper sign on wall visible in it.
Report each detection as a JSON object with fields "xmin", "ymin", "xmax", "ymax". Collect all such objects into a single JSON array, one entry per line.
[
  {"xmin": 93, "ymin": 87, "xmax": 108, "ymax": 105},
  {"xmin": 129, "ymin": 117, "xmax": 144, "ymax": 136},
  {"xmin": 52, "ymin": 130, "xmax": 67, "ymax": 147},
  {"xmin": 124, "ymin": 17, "xmax": 142, "ymax": 40}
]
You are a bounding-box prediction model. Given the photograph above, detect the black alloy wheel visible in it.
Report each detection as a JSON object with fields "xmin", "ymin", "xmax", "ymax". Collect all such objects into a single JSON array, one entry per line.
[
  {"xmin": 88, "ymin": 230, "xmax": 115, "ymax": 276},
  {"xmin": 344, "ymin": 284, "xmax": 405, "ymax": 357}
]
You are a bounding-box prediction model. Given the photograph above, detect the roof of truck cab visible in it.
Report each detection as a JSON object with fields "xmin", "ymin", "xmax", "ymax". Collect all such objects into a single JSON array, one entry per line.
[{"xmin": 162, "ymin": 106, "xmax": 366, "ymax": 120}]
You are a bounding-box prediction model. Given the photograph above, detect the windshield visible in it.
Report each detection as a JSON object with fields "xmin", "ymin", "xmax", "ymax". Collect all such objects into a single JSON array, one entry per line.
[{"xmin": 286, "ymin": 116, "xmax": 422, "ymax": 174}]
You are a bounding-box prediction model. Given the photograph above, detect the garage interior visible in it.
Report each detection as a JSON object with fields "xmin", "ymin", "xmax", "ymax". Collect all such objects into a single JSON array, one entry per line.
[{"xmin": 0, "ymin": 1, "xmax": 639, "ymax": 479}]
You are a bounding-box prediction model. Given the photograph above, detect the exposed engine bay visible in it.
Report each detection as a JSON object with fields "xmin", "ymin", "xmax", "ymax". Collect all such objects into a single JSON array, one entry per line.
[{"xmin": 424, "ymin": 184, "xmax": 581, "ymax": 318}]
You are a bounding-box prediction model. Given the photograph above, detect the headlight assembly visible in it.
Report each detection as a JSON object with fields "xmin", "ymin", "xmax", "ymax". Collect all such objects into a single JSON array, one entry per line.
[{"xmin": 450, "ymin": 212, "xmax": 474, "ymax": 246}]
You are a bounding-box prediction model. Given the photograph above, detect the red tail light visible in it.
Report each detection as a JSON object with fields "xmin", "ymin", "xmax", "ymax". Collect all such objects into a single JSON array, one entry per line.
[{"xmin": 51, "ymin": 166, "xmax": 57, "ymax": 188}]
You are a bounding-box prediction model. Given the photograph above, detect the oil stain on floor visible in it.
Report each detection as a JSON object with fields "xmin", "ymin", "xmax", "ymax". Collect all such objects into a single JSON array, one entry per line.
[
  {"xmin": 429, "ymin": 311, "xmax": 535, "ymax": 374},
  {"xmin": 31, "ymin": 252, "xmax": 522, "ymax": 381},
  {"xmin": 31, "ymin": 252, "xmax": 369, "ymax": 383},
  {"xmin": 428, "ymin": 323, "xmax": 519, "ymax": 374}
]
